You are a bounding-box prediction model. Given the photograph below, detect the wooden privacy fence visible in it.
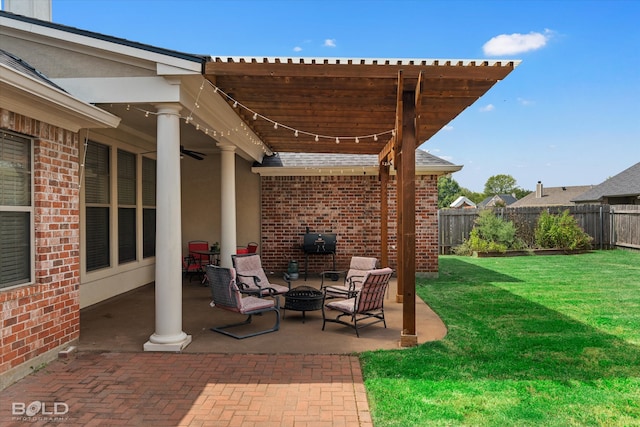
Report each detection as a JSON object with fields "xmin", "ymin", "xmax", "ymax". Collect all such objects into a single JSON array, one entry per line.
[
  {"xmin": 438, "ymin": 204, "xmax": 639, "ymax": 254},
  {"xmin": 611, "ymin": 205, "xmax": 640, "ymax": 250}
]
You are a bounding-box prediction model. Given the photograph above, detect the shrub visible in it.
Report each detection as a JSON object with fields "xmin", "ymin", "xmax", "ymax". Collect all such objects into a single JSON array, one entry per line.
[
  {"xmin": 535, "ymin": 210, "xmax": 593, "ymax": 250},
  {"xmin": 454, "ymin": 210, "xmax": 522, "ymax": 255}
]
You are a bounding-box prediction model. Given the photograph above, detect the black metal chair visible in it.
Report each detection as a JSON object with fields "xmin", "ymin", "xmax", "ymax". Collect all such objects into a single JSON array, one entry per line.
[
  {"xmin": 322, "ymin": 267, "xmax": 393, "ymax": 337},
  {"xmin": 206, "ymin": 265, "xmax": 280, "ymax": 339},
  {"xmin": 321, "ymin": 256, "xmax": 378, "ymax": 298}
]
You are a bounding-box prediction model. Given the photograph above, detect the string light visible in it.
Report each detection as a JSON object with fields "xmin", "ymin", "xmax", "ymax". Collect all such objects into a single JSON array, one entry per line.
[
  {"xmin": 117, "ymin": 77, "xmax": 395, "ymax": 160},
  {"xmin": 203, "ymin": 79, "xmax": 396, "ymax": 144}
]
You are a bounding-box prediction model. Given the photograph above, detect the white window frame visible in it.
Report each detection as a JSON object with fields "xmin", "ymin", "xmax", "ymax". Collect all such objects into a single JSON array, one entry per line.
[{"xmin": 0, "ymin": 130, "xmax": 35, "ymax": 290}]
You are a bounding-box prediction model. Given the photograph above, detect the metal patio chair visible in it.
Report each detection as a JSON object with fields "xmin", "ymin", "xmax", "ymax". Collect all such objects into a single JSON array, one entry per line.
[
  {"xmin": 231, "ymin": 253, "xmax": 291, "ymax": 297},
  {"xmin": 321, "ymin": 256, "xmax": 378, "ymax": 298},
  {"xmin": 322, "ymin": 267, "xmax": 393, "ymax": 337},
  {"xmin": 206, "ymin": 265, "xmax": 280, "ymax": 339}
]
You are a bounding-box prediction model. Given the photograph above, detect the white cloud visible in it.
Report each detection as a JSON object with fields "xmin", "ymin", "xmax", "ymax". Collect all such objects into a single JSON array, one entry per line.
[
  {"xmin": 443, "ymin": 125, "xmax": 454, "ymax": 131},
  {"xmin": 483, "ymin": 29, "xmax": 553, "ymax": 56},
  {"xmin": 517, "ymin": 97, "xmax": 534, "ymax": 106},
  {"xmin": 324, "ymin": 39, "xmax": 336, "ymax": 48},
  {"xmin": 479, "ymin": 104, "xmax": 495, "ymax": 112},
  {"xmin": 293, "ymin": 46, "xmax": 302, "ymax": 52}
]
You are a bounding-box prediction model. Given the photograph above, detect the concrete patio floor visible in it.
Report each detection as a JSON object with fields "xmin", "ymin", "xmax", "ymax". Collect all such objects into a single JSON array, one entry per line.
[
  {"xmin": 78, "ymin": 275, "xmax": 447, "ymax": 354},
  {"xmin": 2, "ymin": 276, "xmax": 447, "ymax": 426}
]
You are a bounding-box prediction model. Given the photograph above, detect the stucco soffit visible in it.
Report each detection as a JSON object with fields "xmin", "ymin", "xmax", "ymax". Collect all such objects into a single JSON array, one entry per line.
[
  {"xmin": 0, "ymin": 15, "xmax": 203, "ymax": 74},
  {"xmin": 182, "ymin": 79, "xmax": 270, "ymax": 161},
  {"xmin": 0, "ymin": 63, "xmax": 120, "ymax": 132}
]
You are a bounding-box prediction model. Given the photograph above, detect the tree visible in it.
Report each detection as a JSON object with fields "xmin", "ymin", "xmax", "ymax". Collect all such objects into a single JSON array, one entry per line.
[
  {"xmin": 484, "ymin": 174, "xmax": 517, "ymax": 195},
  {"xmin": 437, "ymin": 175, "xmax": 461, "ymax": 208}
]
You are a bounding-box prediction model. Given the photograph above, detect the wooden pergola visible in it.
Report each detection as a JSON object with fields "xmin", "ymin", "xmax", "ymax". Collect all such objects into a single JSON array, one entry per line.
[{"xmin": 204, "ymin": 57, "xmax": 519, "ymax": 345}]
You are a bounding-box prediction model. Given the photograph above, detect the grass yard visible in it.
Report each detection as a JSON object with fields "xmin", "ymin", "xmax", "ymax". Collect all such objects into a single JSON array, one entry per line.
[{"xmin": 360, "ymin": 249, "xmax": 640, "ymax": 426}]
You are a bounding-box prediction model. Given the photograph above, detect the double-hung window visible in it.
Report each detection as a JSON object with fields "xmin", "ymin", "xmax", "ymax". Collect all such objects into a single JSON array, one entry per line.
[
  {"xmin": 0, "ymin": 131, "xmax": 33, "ymax": 289},
  {"xmin": 142, "ymin": 157, "xmax": 156, "ymax": 258},
  {"xmin": 85, "ymin": 141, "xmax": 110, "ymax": 271},
  {"xmin": 117, "ymin": 150, "xmax": 136, "ymax": 263}
]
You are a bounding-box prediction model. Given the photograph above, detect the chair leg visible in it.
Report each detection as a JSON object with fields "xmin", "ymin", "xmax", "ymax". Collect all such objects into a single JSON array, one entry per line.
[{"xmin": 210, "ymin": 308, "xmax": 280, "ymax": 339}]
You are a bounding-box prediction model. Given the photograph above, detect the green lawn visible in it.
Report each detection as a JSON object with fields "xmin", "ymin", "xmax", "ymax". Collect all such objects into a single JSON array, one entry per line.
[{"xmin": 360, "ymin": 250, "xmax": 640, "ymax": 426}]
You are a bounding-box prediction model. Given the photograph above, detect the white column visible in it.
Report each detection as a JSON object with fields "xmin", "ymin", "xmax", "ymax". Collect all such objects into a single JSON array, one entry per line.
[
  {"xmin": 144, "ymin": 103, "xmax": 192, "ymax": 352},
  {"xmin": 218, "ymin": 143, "xmax": 237, "ymax": 268}
]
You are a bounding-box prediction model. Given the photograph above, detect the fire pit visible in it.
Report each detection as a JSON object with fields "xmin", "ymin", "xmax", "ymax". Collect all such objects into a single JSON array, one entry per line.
[{"xmin": 283, "ymin": 286, "xmax": 324, "ymax": 323}]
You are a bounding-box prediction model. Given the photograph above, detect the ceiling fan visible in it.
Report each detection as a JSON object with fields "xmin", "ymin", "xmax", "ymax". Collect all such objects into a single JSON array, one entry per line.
[{"xmin": 180, "ymin": 145, "xmax": 206, "ymax": 160}]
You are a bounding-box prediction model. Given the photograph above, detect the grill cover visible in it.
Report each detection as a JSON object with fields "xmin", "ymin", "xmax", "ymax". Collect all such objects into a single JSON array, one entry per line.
[{"xmin": 303, "ymin": 233, "xmax": 336, "ymax": 254}]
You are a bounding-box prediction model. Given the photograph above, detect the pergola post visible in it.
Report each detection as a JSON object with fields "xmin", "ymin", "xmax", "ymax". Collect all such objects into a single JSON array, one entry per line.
[
  {"xmin": 379, "ymin": 163, "xmax": 389, "ymax": 269},
  {"xmin": 399, "ymin": 90, "xmax": 417, "ymax": 347}
]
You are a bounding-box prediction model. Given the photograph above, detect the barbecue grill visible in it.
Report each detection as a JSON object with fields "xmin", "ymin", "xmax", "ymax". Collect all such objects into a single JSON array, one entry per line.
[{"xmin": 302, "ymin": 232, "xmax": 336, "ymax": 280}]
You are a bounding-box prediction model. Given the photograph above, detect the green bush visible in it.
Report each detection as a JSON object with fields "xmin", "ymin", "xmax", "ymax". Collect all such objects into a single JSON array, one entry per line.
[
  {"xmin": 535, "ymin": 210, "xmax": 592, "ymax": 250},
  {"xmin": 454, "ymin": 210, "xmax": 521, "ymax": 255}
]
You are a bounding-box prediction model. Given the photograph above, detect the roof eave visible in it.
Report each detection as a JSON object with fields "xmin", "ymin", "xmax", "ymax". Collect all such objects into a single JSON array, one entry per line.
[
  {"xmin": 252, "ymin": 164, "xmax": 462, "ymax": 177},
  {"xmin": 0, "ymin": 63, "xmax": 121, "ymax": 131}
]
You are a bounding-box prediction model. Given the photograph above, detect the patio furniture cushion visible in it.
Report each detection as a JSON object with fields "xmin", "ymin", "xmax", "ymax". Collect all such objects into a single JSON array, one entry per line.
[
  {"xmin": 206, "ymin": 265, "xmax": 280, "ymax": 339},
  {"xmin": 322, "ymin": 267, "xmax": 393, "ymax": 337},
  {"xmin": 232, "ymin": 254, "xmax": 291, "ymax": 297}
]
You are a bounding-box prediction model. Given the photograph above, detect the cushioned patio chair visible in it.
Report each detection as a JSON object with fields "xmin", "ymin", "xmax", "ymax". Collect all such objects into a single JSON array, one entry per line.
[
  {"xmin": 188, "ymin": 240, "xmax": 209, "ymax": 281},
  {"xmin": 206, "ymin": 265, "xmax": 280, "ymax": 339},
  {"xmin": 231, "ymin": 253, "xmax": 291, "ymax": 297},
  {"xmin": 321, "ymin": 256, "xmax": 378, "ymax": 298},
  {"xmin": 322, "ymin": 267, "xmax": 393, "ymax": 337},
  {"xmin": 182, "ymin": 255, "xmax": 202, "ymax": 282}
]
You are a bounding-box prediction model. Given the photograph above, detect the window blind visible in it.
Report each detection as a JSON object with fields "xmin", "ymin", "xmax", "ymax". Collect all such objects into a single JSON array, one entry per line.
[{"xmin": 0, "ymin": 131, "xmax": 32, "ymax": 288}]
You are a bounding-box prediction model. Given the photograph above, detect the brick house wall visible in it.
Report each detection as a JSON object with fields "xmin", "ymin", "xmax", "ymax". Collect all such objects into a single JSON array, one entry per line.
[
  {"xmin": 259, "ymin": 174, "xmax": 439, "ymax": 276},
  {"xmin": 1, "ymin": 109, "xmax": 80, "ymax": 382}
]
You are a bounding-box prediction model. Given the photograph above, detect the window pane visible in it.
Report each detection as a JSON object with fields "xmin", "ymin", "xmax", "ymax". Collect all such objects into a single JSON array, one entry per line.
[
  {"xmin": 86, "ymin": 207, "xmax": 110, "ymax": 271},
  {"xmin": 118, "ymin": 150, "xmax": 136, "ymax": 205},
  {"xmin": 85, "ymin": 141, "xmax": 109, "ymax": 204},
  {"xmin": 118, "ymin": 208, "xmax": 136, "ymax": 263},
  {"xmin": 143, "ymin": 208, "xmax": 156, "ymax": 258},
  {"xmin": 0, "ymin": 131, "xmax": 31, "ymax": 206},
  {"xmin": 142, "ymin": 157, "xmax": 156, "ymax": 206},
  {"xmin": 0, "ymin": 211, "xmax": 31, "ymax": 288}
]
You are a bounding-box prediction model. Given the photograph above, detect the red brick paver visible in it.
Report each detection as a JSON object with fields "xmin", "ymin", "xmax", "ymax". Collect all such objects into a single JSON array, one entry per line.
[{"xmin": 1, "ymin": 352, "xmax": 372, "ymax": 427}]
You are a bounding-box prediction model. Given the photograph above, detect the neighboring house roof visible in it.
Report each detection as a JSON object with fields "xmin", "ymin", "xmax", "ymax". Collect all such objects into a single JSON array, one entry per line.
[
  {"xmin": 252, "ymin": 149, "xmax": 462, "ymax": 176},
  {"xmin": 449, "ymin": 196, "xmax": 476, "ymax": 208},
  {"xmin": 511, "ymin": 185, "xmax": 592, "ymax": 207},
  {"xmin": 478, "ymin": 194, "xmax": 517, "ymax": 208},
  {"xmin": 571, "ymin": 162, "xmax": 640, "ymax": 203}
]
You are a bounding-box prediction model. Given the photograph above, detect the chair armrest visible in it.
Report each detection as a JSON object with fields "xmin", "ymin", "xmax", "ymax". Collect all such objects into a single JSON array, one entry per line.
[
  {"xmin": 346, "ymin": 275, "xmax": 365, "ymax": 291},
  {"xmin": 236, "ymin": 273, "xmax": 262, "ymax": 287}
]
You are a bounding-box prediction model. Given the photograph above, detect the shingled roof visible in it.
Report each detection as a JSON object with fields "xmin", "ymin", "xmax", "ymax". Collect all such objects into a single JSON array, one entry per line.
[
  {"xmin": 511, "ymin": 185, "xmax": 592, "ymax": 207},
  {"xmin": 572, "ymin": 162, "xmax": 640, "ymax": 203},
  {"xmin": 252, "ymin": 149, "xmax": 461, "ymax": 176},
  {"xmin": 0, "ymin": 48, "xmax": 66, "ymax": 91}
]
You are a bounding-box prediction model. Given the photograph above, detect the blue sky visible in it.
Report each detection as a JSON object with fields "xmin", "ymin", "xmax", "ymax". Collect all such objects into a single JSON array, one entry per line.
[{"xmin": 23, "ymin": 0, "xmax": 640, "ymax": 192}]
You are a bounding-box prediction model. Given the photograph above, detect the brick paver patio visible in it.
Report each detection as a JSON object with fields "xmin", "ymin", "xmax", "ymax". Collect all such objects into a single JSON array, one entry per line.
[{"xmin": 2, "ymin": 352, "xmax": 371, "ymax": 426}]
